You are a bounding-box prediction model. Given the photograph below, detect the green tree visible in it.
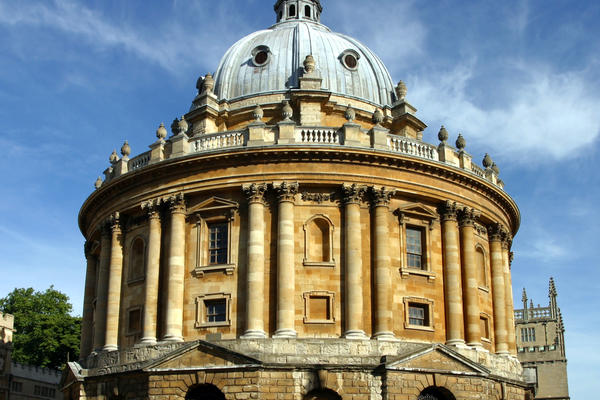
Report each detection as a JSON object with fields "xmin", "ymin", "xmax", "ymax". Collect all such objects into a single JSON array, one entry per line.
[{"xmin": 0, "ymin": 286, "xmax": 81, "ymax": 369}]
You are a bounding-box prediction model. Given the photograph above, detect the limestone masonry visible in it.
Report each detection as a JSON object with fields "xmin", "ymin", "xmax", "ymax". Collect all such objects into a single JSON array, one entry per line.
[{"xmin": 63, "ymin": 1, "xmax": 534, "ymax": 399}]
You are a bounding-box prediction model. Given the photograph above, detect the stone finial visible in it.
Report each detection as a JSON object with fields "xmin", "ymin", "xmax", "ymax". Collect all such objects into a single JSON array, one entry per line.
[
  {"xmin": 483, "ymin": 153, "xmax": 493, "ymax": 168},
  {"xmin": 522, "ymin": 288, "xmax": 528, "ymax": 307},
  {"xmin": 345, "ymin": 104, "xmax": 356, "ymax": 122},
  {"xmin": 372, "ymin": 108, "xmax": 384, "ymax": 125},
  {"xmin": 549, "ymin": 277, "xmax": 557, "ymax": 297},
  {"xmin": 156, "ymin": 123, "xmax": 167, "ymax": 140},
  {"xmin": 109, "ymin": 149, "xmax": 119, "ymax": 164},
  {"xmin": 252, "ymin": 105, "xmax": 264, "ymax": 122},
  {"xmin": 282, "ymin": 100, "xmax": 293, "ymax": 121},
  {"xmin": 395, "ymin": 80, "xmax": 407, "ymax": 101},
  {"xmin": 455, "ymin": 134, "xmax": 466, "ymax": 150},
  {"xmin": 94, "ymin": 176, "xmax": 103, "ymax": 189},
  {"xmin": 171, "ymin": 118, "xmax": 180, "ymax": 136},
  {"xmin": 195, "ymin": 75, "xmax": 205, "ymax": 94},
  {"xmin": 178, "ymin": 116, "xmax": 188, "ymax": 134},
  {"xmin": 491, "ymin": 162, "xmax": 500, "ymax": 175},
  {"xmin": 438, "ymin": 126, "xmax": 449, "ymax": 143},
  {"xmin": 303, "ymin": 54, "xmax": 316, "ymax": 74},
  {"xmin": 120, "ymin": 141, "xmax": 131, "ymax": 158},
  {"xmin": 204, "ymin": 73, "xmax": 214, "ymax": 93}
]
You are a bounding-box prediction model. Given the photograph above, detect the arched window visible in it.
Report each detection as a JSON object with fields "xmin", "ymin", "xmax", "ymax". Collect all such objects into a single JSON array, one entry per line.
[
  {"xmin": 303, "ymin": 215, "xmax": 335, "ymax": 267},
  {"xmin": 305, "ymin": 5, "xmax": 311, "ymax": 18},
  {"xmin": 289, "ymin": 4, "xmax": 296, "ymax": 17},
  {"xmin": 476, "ymin": 246, "xmax": 487, "ymax": 288},
  {"xmin": 185, "ymin": 384, "xmax": 225, "ymax": 400},
  {"xmin": 418, "ymin": 387, "xmax": 456, "ymax": 400},
  {"xmin": 304, "ymin": 389, "xmax": 342, "ymax": 400},
  {"xmin": 129, "ymin": 237, "xmax": 145, "ymax": 282}
]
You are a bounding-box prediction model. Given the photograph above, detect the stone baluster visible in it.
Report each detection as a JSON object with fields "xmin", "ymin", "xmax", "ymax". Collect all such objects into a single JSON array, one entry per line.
[
  {"xmin": 489, "ymin": 223, "xmax": 509, "ymax": 355},
  {"xmin": 163, "ymin": 194, "xmax": 186, "ymax": 342},
  {"xmin": 274, "ymin": 182, "xmax": 299, "ymax": 338},
  {"xmin": 80, "ymin": 240, "xmax": 97, "ymax": 357},
  {"xmin": 93, "ymin": 224, "xmax": 111, "ymax": 351},
  {"xmin": 242, "ymin": 183, "xmax": 268, "ymax": 338},
  {"xmin": 439, "ymin": 201, "xmax": 465, "ymax": 346},
  {"xmin": 458, "ymin": 207, "xmax": 482, "ymax": 348},
  {"xmin": 140, "ymin": 199, "xmax": 162, "ymax": 345},
  {"xmin": 371, "ymin": 187, "xmax": 395, "ymax": 340},
  {"xmin": 503, "ymin": 237, "xmax": 517, "ymax": 355},
  {"xmin": 342, "ymin": 184, "xmax": 368, "ymax": 339},
  {"xmin": 104, "ymin": 213, "xmax": 124, "ymax": 351}
]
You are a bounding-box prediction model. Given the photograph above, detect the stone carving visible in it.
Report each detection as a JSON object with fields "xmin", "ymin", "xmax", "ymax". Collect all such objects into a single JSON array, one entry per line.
[
  {"xmin": 109, "ymin": 149, "xmax": 119, "ymax": 164},
  {"xmin": 492, "ymin": 162, "xmax": 500, "ymax": 175},
  {"xmin": 438, "ymin": 126, "xmax": 449, "ymax": 143},
  {"xmin": 171, "ymin": 116, "xmax": 188, "ymax": 136},
  {"xmin": 252, "ymin": 105, "xmax": 264, "ymax": 122},
  {"xmin": 301, "ymin": 192, "xmax": 335, "ymax": 203},
  {"xmin": 282, "ymin": 100, "xmax": 293, "ymax": 121},
  {"xmin": 166, "ymin": 193, "xmax": 186, "ymax": 214},
  {"xmin": 370, "ymin": 186, "xmax": 396, "ymax": 206},
  {"xmin": 203, "ymin": 73, "xmax": 214, "ymax": 93},
  {"xmin": 457, "ymin": 207, "xmax": 480, "ymax": 227},
  {"xmin": 94, "ymin": 176, "xmax": 103, "ymax": 189},
  {"xmin": 120, "ymin": 141, "xmax": 131, "ymax": 159},
  {"xmin": 488, "ymin": 222, "xmax": 508, "ymax": 242},
  {"xmin": 108, "ymin": 212, "xmax": 121, "ymax": 233},
  {"xmin": 342, "ymin": 184, "xmax": 367, "ymax": 204},
  {"xmin": 456, "ymin": 134, "xmax": 466, "ymax": 151},
  {"xmin": 344, "ymin": 104, "xmax": 356, "ymax": 122},
  {"xmin": 156, "ymin": 123, "xmax": 167, "ymax": 141},
  {"xmin": 372, "ymin": 108, "xmax": 384, "ymax": 125},
  {"xmin": 303, "ymin": 54, "xmax": 316, "ymax": 74},
  {"xmin": 275, "ymin": 181, "xmax": 299, "ymax": 202},
  {"xmin": 438, "ymin": 200, "xmax": 460, "ymax": 222},
  {"xmin": 141, "ymin": 198, "xmax": 162, "ymax": 219},
  {"xmin": 395, "ymin": 80, "xmax": 407, "ymax": 101},
  {"xmin": 483, "ymin": 153, "xmax": 493, "ymax": 169},
  {"xmin": 243, "ymin": 183, "xmax": 268, "ymax": 204}
]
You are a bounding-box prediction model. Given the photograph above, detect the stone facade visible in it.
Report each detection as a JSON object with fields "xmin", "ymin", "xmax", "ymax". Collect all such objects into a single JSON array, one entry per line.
[
  {"xmin": 515, "ymin": 279, "xmax": 569, "ymax": 399},
  {"xmin": 0, "ymin": 312, "xmax": 14, "ymax": 400},
  {"xmin": 64, "ymin": 1, "xmax": 531, "ymax": 399}
]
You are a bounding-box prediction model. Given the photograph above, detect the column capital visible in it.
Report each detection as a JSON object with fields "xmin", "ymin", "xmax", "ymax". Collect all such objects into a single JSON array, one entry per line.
[
  {"xmin": 243, "ymin": 183, "xmax": 268, "ymax": 205},
  {"xmin": 370, "ymin": 186, "xmax": 396, "ymax": 207},
  {"xmin": 438, "ymin": 200, "xmax": 460, "ymax": 222},
  {"xmin": 502, "ymin": 233, "xmax": 513, "ymax": 251},
  {"xmin": 488, "ymin": 222, "xmax": 508, "ymax": 242},
  {"xmin": 274, "ymin": 181, "xmax": 299, "ymax": 203},
  {"xmin": 457, "ymin": 207, "xmax": 480, "ymax": 227},
  {"xmin": 342, "ymin": 183, "xmax": 367, "ymax": 205},
  {"xmin": 142, "ymin": 198, "xmax": 163, "ymax": 220},
  {"xmin": 108, "ymin": 212, "xmax": 122, "ymax": 234},
  {"xmin": 166, "ymin": 193, "xmax": 186, "ymax": 214},
  {"xmin": 84, "ymin": 240, "xmax": 94, "ymax": 259}
]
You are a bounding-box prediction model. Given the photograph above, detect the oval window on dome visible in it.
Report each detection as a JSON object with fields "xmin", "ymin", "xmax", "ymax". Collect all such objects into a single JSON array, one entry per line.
[
  {"xmin": 340, "ymin": 49, "xmax": 360, "ymax": 71},
  {"xmin": 251, "ymin": 45, "xmax": 271, "ymax": 67}
]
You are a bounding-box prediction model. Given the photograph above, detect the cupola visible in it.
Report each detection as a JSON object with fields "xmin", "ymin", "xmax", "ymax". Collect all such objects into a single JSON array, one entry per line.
[{"xmin": 274, "ymin": 0, "xmax": 322, "ymax": 23}]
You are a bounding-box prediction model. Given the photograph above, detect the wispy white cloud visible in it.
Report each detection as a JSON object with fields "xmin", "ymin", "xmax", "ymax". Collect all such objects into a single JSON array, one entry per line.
[{"xmin": 517, "ymin": 233, "xmax": 567, "ymax": 262}]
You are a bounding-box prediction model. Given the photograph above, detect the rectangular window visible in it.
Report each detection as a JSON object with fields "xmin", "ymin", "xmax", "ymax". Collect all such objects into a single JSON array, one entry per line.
[
  {"xmin": 480, "ymin": 316, "xmax": 490, "ymax": 339},
  {"xmin": 521, "ymin": 327, "xmax": 536, "ymax": 342},
  {"xmin": 11, "ymin": 381, "xmax": 23, "ymax": 392},
  {"xmin": 208, "ymin": 223, "xmax": 228, "ymax": 265},
  {"xmin": 406, "ymin": 227, "xmax": 424, "ymax": 269},
  {"xmin": 128, "ymin": 308, "xmax": 142, "ymax": 334},
  {"xmin": 34, "ymin": 386, "xmax": 41, "ymax": 396},
  {"xmin": 408, "ymin": 303, "xmax": 428, "ymax": 326},
  {"xmin": 205, "ymin": 299, "xmax": 227, "ymax": 323}
]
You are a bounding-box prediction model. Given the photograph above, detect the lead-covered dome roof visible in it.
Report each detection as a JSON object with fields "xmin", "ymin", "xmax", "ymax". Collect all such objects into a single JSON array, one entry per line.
[{"xmin": 211, "ymin": 1, "xmax": 396, "ymax": 107}]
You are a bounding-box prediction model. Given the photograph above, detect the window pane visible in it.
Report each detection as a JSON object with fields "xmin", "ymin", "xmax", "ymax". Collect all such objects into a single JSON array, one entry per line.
[
  {"xmin": 406, "ymin": 228, "xmax": 423, "ymax": 269},
  {"xmin": 205, "ymin": 299, "xmax": 227, "ymax": 322},
  {"xmin": 408, "ymin": 304, "xmax": 427, "ymax": 326},
  {"xmin": 209, "ymin": 223, "xmax": 228, "ymax": 264}
]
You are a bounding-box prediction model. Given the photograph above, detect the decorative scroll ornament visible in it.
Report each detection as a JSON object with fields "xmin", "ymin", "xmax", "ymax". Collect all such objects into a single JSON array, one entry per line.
[
  {"xmin": 370, "ymin": 186, "xmax": 396, "ymax": 206},
  {"xmin": 342, "ymin": 183, "xmax": 367, "ymax": 204},
  {"xmin": 438, "ymin": 200, "xmax": 459, "ymax": 222},
  {"xmin": 243, "ymin": 183, "xmax": 268, "ymax": 204},
  {"xmin": 344, "ymin": 104, "xmax": 356, "ymax": 122},
  {"xmin": 275, "ymin": 181, "xmax": 299, "ymax": 202},
  {"xmin": 282, "ymin": 100, "xmax": 293, "ymax": 121},
  {"xmin": 166, "ymin": 193, "xmax": 186, "ymax": 214},
  {"xmin": 457, "ymin": 206, "xmax": 480, "ymax": 227},
  {"xmin": 395, "ymin": 80, "xmax": 407, "ymax": 101}
]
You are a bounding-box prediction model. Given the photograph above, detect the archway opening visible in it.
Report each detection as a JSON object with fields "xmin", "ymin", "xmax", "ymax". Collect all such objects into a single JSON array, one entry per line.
[
  {"xmin": 418, "ymin": 386, "xmax": 456, "ymax": 400},
  {"xmin": 304, "ymin": 389, "xmax": 342, "ymax": 400},
  {"xmin": 185, "ymin": 384, "xmax": 225, "ymax": 400}
]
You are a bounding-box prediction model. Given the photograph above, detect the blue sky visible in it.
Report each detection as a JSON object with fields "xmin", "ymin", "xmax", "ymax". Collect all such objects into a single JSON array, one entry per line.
[{"xmin": 0, "ymin": 0, "xmax": 598, "ymax": 397}]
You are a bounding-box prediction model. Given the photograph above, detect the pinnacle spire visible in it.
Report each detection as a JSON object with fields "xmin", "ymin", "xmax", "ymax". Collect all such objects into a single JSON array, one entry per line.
[{"xmin": 549, "ymin": 276, "xmax": 557, "ymax": 297}]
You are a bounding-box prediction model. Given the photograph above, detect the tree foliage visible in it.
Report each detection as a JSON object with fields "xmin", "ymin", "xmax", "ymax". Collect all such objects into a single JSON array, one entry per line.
[{"xmin": 0, "ymin": 286, "xmax": 81, "ymax": 369}]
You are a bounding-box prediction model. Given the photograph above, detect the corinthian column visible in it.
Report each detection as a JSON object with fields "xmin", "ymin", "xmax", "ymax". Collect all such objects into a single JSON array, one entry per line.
[
  {"xmin": 439, "ymin": 201, "xmax": 465, "ymax": 346},
  {"xmin": 371, "ymin": 187, "xmax": 395, "ymax": 340},
  {"xmin": 80, "ymin": 240, "xmax": 97, "ymax": 357},
  {"xmin": 163, "ymin": 193, "xmax": 186, "ymax": 342},
  {"xmin": 93, "ymin": 225, "xmax": 111, "ymax": 351},
  {"xmin": 140, "ymin": 199, "xmax": 162, "ymax": 345},
  {"xmin": 458, "ymin": 207, "xmax": 482, "ymax": 348},
  {"xmin": 104, "ymin": 213, "xmax": 123, "ymax": 351},
  {"xmin": 342, "ymin": 184, "xmax": 368, "ymax": 339},
  {"xmin": 242, "ymin": 183, "xmax": 268, "ymax": 338},
  {"xmin": 503, "ymin": 237, "xmax": 517, "ymax": 355},
  {"xmin": 274, "ymin": 182, "xmax": 299, "ymax": 338},
  {"xmin": 489, "ymin": 223, "xmax": 509, "ymax": 355}
]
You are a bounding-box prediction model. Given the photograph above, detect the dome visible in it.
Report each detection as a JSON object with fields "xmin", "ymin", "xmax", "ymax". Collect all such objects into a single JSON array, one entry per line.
[{"xmin": 210, "ymin": 5, "xmax": 396, "ymax": 106}]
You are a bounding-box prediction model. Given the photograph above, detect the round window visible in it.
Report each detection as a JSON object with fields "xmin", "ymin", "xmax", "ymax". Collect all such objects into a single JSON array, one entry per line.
[
  {"xmin": 344, "ymin": 54, "xmax": 357, "ymax": 69},
  {"xmin": 251, "ymin": 46, "xmax": 271, "ymax": 67},
  {"xmin": 340, "ymin": 49, "xmax": 360, "ymax": 70}
]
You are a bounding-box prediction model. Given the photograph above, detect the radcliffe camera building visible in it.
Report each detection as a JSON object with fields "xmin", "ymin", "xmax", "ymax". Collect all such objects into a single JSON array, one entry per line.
[{"xmin": 63, "ymin": 1, "xmax": 532, "ymax": 399}]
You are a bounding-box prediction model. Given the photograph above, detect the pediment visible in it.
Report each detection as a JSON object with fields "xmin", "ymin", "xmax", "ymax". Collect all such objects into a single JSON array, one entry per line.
[
  {"xmin": 60, "ymin": 362, "xmax": 83, "ymax": 390},
  {"xmin": 385, "ymin": 345, "xmax": 489, "ymax": 376},
  {"xmin": 189, "ymin": 197, "xmax": 239, "ymax": 215},
  {"xmin": 395, "ymin": 204, "xmax": 438, "ymax": 220},
  {"xmin": 144, "ymin": 340, "xmax": 261, "ymax": 372}
]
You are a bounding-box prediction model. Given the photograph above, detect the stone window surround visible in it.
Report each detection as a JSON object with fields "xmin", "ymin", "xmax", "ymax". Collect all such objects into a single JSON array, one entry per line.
[
  {"xmin": 303, "ymin": 290, "xmax": 336, "ymax": 324},
  {"xmin": 403, "ymin": 296, "xmax": 434, "ymax": 332},
  {"xmin": 126, "ymin": 305, "xmax": 143, "ymax": 336},
  {"xmin": 475, "ymin": 244, "xmax": 490, "ymax": 292},
  {"xmin": 195, "ymin": 292, "xmax": 232, "ymax": 328},
  {"xmin": 396, "ymin": 208, "xmax": 436, "ymax": 282},
  {"xmin": 303, "ymin": 214, "xmax": 336, "ymax": 268},
  {"xmin": 480, "ymin": 312, "xmax": 491, "ymax": 342},
  {"xmin": 127, "ymin": 234, "xmax": 147, "ymax": 285}
]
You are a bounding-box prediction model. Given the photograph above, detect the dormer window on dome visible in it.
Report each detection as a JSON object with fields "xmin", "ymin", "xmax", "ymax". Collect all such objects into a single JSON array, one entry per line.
[
  {"xmin": 340, "ymin": 49, "xmax": 360, "ymax": 71},
  {"xmin": 274, "ymin": 0, "xmax": 322, "ymax": 23},
  {"xmin": 252, "ymin": 46, "xmax": 271, "ymax": 67}
]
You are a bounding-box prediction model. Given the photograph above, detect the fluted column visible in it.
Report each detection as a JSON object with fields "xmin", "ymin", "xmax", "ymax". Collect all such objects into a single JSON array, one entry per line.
[
  {"xmin": 503, "ymin": 237, "xmax": 517, "ymax": 355},
  {"xmin": 163, "ymin": 194, "xmax": 186, "ymax": 342},
  {"xmin": 274, "ymin": 182, "xmax": 299, "ymax": 338},
  {"xmin": 104, "ymin": 213, "xmax": 124, "ymax": 351},
  {"xmin": 342, "ymin": 184, "xmax": 368, "ymax": 339},
  {"xmin": 242, "ymin": 183, "xmax": 268, "ymax": 338},
  {"xmin": 439, "ymin": 201, "xmax": 465, "ymax": 346},
  {"xmin": 93, "ymin": 225, "xmax": 111, "ymax": 351},
  {"xmin": 489, "ymin": 223, "xmax": 509, "ymax": 355},
  {"xmin": 140, "ymin": 199, "xmax": 162, "ymax": 345},
  {"xmin": 458, "ymin": 207, "xmax": 482, "ymax": 348},
  {"xmin": 80, "ymin": 240, "xmax": 97, "ymax": 357},
  {"xmin": 372, "ymin": 187, "xmax": 395, "ymax": 340}
]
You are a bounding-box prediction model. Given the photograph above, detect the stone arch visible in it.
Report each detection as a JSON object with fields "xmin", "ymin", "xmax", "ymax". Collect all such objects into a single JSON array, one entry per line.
[
  {"xmin": 185, "ymin": 383, "xmax": 225, "ymax": 400},
  {"xmin": 303, "ymin": 215, "xmax": 335, "ymax": 266},
  {"xmin": 304, "ymin": 388, "xmax": 342, "ymax": 400},
  {"xmin": 418, "ymin": 386, "xmax": 456, "ymax": 400}
]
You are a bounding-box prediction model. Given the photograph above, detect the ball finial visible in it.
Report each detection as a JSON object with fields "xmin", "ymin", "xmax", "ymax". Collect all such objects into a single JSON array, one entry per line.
[
  {"xmin": 282, "ymin": 101, "xmax": 293, "ymax": 121},
  {"xmin": 109, "ymin": 149, "xmax": 119, "ymax": 164},
  {"xmin": 345, "ymin": 104, "xmax": 356, "ymax": 122},
  {"xmin": 483, "ymin": 153, "xmax": 493, "ymax": 168},
  {"xmin": 455, "ymin": 134, "xmax": 466, "ymax": 150},
  {"xmin": 438, "ymin": 126, "xmax": 449, "ymax": 143},
  {"xmin": 94, "ymin": 176, "xmax": 103, "ymax": 189},
  {"xmin": 156, "ymin": 123, "xmax": 167, "ymax": 140},
  {"xmin": 252, "ymin": 105, "xmax": 264, "ymax": 121},
  {"xmin": 121, "ymin": 140, "xmax": 131, "ymax": 157},
  {"xmin": 372, "ymin": 109, "xmax": 384, "ymax": 125},
  {"xmin": 303, "ymin": 55, "xmax": 316, "ymax": 74},
  {"xmin": 395, "ymin": 80, "xmax": 407, "ymax": 101}
]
